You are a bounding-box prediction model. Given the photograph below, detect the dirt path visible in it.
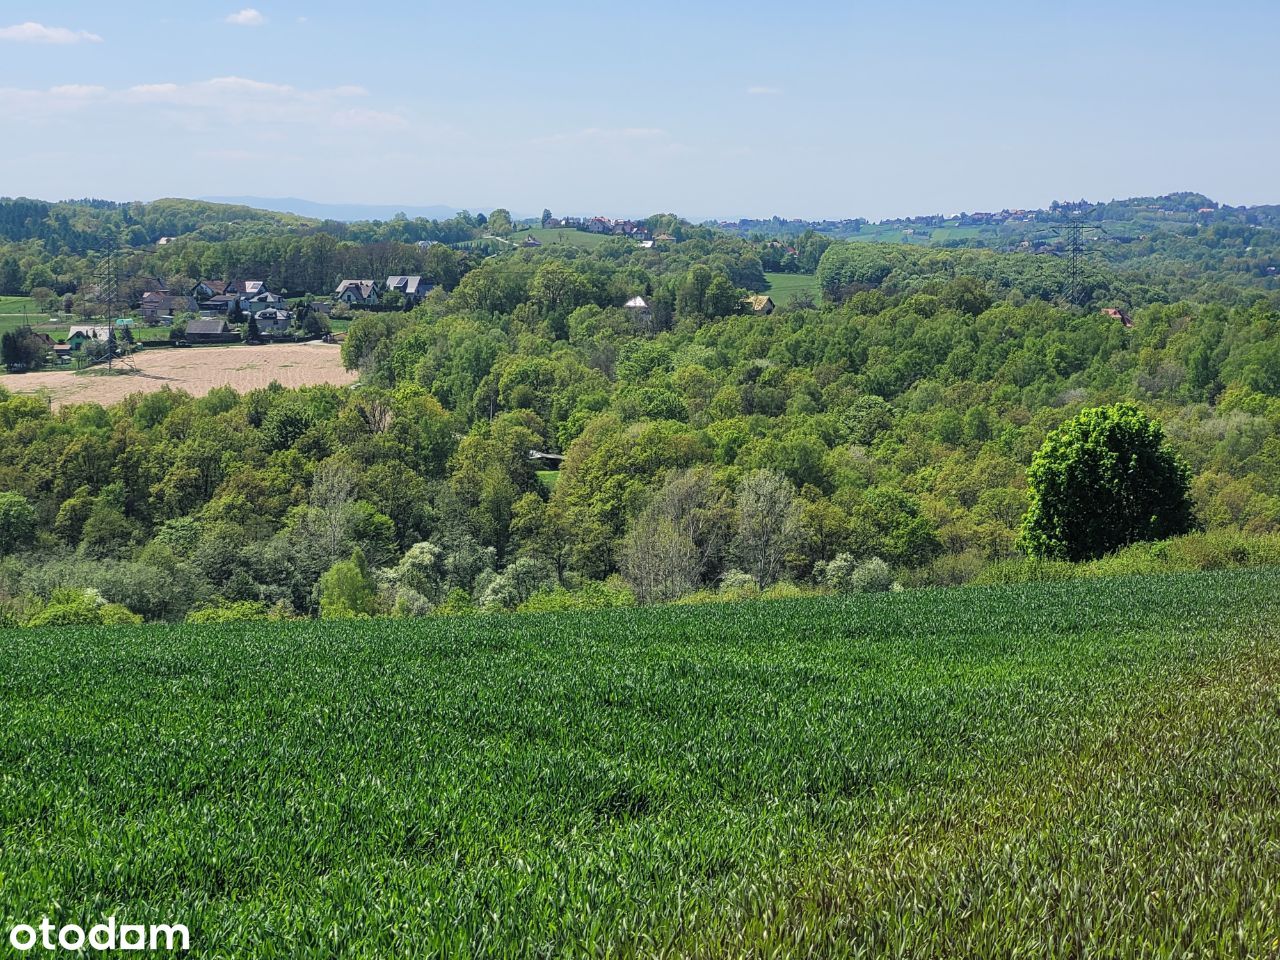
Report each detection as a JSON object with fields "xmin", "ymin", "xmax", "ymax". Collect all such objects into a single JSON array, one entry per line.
[{"xmin": 0, "ymin": 342, "xmax": 358, "ymax": 409}]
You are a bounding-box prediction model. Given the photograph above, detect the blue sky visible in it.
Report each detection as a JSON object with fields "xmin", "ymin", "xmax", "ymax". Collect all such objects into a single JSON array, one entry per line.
[{"xmin": 1, "ymin": 0, "xmax": 1277, "ymax": 220}]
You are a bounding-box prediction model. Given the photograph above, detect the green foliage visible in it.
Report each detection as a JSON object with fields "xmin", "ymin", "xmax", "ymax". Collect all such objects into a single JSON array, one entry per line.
[
  {"xmin": 0, "ymin": 491, "xmax": 37, "ymax": 555},
  {"xmin": 822, "ymin": 554, "xmax": 894, "ymax": 593},
  {"xmin": 318, "ymin": 548, "xmax": 382, "ymax": 619},
  {"xmin": 1021, "ymin": 403, "xmax": 1197, "ymax": 560},
  {"xmin": 186, "ymin": 600, "xmax": 271, "ymax": 624},
  {"xmin": 22, "ymin": 587, "xmax": 142, "ymax": 627}
]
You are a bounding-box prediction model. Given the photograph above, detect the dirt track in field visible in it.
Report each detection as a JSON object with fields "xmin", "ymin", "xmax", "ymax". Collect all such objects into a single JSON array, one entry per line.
[{"xmin": 0, "ymin": 342, "xmax": 357, "ymax": 409}]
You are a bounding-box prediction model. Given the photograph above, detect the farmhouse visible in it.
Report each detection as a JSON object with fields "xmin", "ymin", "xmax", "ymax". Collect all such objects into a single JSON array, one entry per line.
[
  {"xmin": 184, "ymin": 318, "xmax": 235, "ymax": 343},
  {"xmin": 743, "ymin": 295, "xmax": 776, "ymax": 315},
  {"xmin": 521, "ymin": 236, "xmax": 542, "ymax": 248},
  {"xmin": 66, "ymin": 325, "xmax": 110, "ymax": 351},
  {"xmin": 141, "ymin": 291, "xmax": 197, "ymax": 322},
  {"xmin": 385, "ymin": 276, "xmax": 433, "ymax": 304},
  {"xmin": 335, "ymin": 280, "xmax": 381, "ymax": 306}
]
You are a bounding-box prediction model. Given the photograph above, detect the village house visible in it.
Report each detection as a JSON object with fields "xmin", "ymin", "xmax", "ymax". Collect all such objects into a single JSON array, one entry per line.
[
  {"xmin": 743, "ymin": 295, "xmax": 776, "ymax": 316},
  {"xmin": 521, "ymin": 236, "xmax": 543, "ymax": 248},
  {"xmin": 385, "ymin": 276, "xmax": 433, "ymax": 304},
  {"xmin": 66, "ymin": 325, "xmax": 111, "ymax": 351},
  {"xmin": 184, "ymin": 317, "xmax": 234, "ymax": 343},
  {"xmin": 1102, "ymin": 307, "xmax": 1134, "ymax": 328},
  {"xmin": 623, "ymin": 295, "xmax": 653, "ymax": 324},
  {"xmin": 242, "ymin": 290, "xmax": 287, "ymax": 315},
  {"xmin": 199, "ymin": 293, "xmax": 240, "ymax": 316},
  {"xmin": 253, "ymin": 308, "xmax": 293, "ymax": 336},
  {"xmin": 140, "ymin": 291, "xmax": 197, "ymax": 323},
  {"xmin": 191, "ymin": 280, "xmax": 229, "ymax": 300},
  {"xmin": 226, "ymin": 280, "xmax": 267, "ymax": 296},
  {"xmin": 334, "ymin": 280, "xmax": 381, "ymax": 306}
]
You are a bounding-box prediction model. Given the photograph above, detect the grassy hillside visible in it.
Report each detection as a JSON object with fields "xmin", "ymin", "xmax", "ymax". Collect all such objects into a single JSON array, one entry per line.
[
  {"xmin": 763, "ymin": 271, "xmax": 820, "ymax": 304},
  {"xmin": 511, "ymin": 226, "xmax": 620, "ymax": 250},
  {"xmin": 2, "ymin": 569, "xmax": 1278, "ymax": 956}
]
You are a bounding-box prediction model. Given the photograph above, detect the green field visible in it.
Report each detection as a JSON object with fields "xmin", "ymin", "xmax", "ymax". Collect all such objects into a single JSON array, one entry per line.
[
  {"xmin": 763, "ymin": 272, "xmax": 820, "ymax": 305},
  {"xmin": 2, "ymin": 569, "xmax": 1278, "ymax": 956},
  {"xmin": 510, "ymin": 226, "xmax": 618, "ymax": 250}
]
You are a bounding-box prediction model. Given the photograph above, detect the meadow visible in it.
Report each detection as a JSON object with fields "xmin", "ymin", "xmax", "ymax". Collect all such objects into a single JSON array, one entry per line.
[
  {"xmin": 1, "ymin": 569, "xmax": 1278, "ymax": 956},
  {"xmin": 763, "ymin": 271, "xmax": 820, "ymax": 305}
]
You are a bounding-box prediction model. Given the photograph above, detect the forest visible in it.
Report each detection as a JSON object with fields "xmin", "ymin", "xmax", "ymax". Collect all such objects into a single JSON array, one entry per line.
[{"xmin": 0, "ymin": 195, "xmax": 1278, "ymax": 625}]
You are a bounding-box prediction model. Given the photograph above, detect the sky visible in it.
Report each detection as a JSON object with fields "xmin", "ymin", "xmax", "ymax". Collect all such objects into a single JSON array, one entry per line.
[{"xmin": 1, "ymin": 0, "xmax": 1277, "ymax": 221}]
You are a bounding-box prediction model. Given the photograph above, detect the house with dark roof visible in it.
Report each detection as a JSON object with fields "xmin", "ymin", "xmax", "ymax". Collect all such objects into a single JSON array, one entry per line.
[
  {"xmin": 521, "ymin": 236, "xmax": 542, "ymax": 248},
  {"xmin": 242, "ymin": 290, "xmax": 286, "ymax": 315},
  {"xmin": 141, "ymin": 291, "xmax": 197, "ymax": 322},
  {"xmin": 192, "ymin": 280, "xmax": 229, "ymax": 299},
  {"xmin": 253, "ymin": 308, "xmax": 293, "ymax": 335},
  {"xmin": 384, "ymin": 275, "xmax": 433, "ymax": 304},
  {"xmin": 1102, "ymin": 307, "xmax": 1134, "ymax": 328},
  {"xmin": 184, "ymin": 317, "xmax": 235, "ymax": 342},
  {"xmin": 335, "ymin": 280, "xmax": 381, "ymax": 306},
  {"xmin": 199, "ymin": 294, "xmax": 240, "ymax": 316}
]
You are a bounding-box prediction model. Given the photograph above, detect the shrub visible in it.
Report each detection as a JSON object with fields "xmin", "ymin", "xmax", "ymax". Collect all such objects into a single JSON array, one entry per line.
[
  {"xmin": 186, "ymin": 600, "xmax": 271, "ymax": 624},
  {"xmin": 718, "ymin": 569, "xmax": 760, "ymax": 600},
  {"xmin": 24, "ymin": 587, "xmax": 143, "ymax": 627},
  {"xmin": 823, "ymin": 554, "xmax": 894, "ymax": 593}
]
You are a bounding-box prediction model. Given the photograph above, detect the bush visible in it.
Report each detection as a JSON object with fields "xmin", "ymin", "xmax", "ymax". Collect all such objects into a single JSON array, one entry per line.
[
  {"xmin": 24, "ymin": 587, "xmax": 143, "ymax": 627},
  {"xmin": 100, "ymin": 603, "xmax": 144, "ymax": 626},
  {"xmin": 186, "ymin": 600, "xmax": 271, "ymax": 624},
  {"xmin": 823, "ymin": 554, "xmax": 894, "ymax": 593},
  {"xmin": 718, "ymin": 569, "xmax": 759, "ymax": 600},
  {"xmin": 517, "ymin": 579, "xmax": 635, "ymax": 614}
]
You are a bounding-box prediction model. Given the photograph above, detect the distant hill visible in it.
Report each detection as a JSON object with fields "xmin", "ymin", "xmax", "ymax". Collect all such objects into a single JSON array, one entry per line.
[{"xmin": 198, "ymin": 196, "xmax": 468, "ymax": 223}]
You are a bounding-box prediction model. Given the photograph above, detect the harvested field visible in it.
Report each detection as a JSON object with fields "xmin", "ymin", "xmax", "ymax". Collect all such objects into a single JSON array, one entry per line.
[{"xmin": 0, "ymin": 342, "xmax": 356, "ymax": 409}]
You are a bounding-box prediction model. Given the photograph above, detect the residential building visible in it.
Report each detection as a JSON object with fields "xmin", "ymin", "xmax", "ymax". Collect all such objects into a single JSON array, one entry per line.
[
  {"xmin": 384, "ymin": 276, "xmax": 433, "ymax": 304},
  {"xmin": 334, "ymin": 280, "xmax": 381, "ymax": 306},
  {"xmin": 743, "ymin": 295, "xmax": 776, "ymax": 316},
  {"xmin": 253, "ymin": 308, "xmax": 293, "ymax": 336},
  {"xmin": 192, "ymin": 280, "xmax": 229, "ymax": 300}
]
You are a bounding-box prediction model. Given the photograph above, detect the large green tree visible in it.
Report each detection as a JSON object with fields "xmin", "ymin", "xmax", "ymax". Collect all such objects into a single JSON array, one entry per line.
[{"xmin": 1020, "ymin": 403, "xmax": 1196, "ymax": 561}]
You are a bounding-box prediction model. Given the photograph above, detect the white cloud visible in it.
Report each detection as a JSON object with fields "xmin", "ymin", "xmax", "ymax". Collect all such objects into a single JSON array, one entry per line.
[
  {"xmin": 533, "ymin": 127, "xmax": 669, "ymax": 146},
  {"xmin": 0, "ymin": 21, "xmax": 102, "ymax": 44},
  {"xmin": 225, "ymin": 8, "xmax": 265, "ymax": 26},
  {"xmin": 0, "ymin": 76, "xmax": 379, "ymax": 129},
  {"xmin": 49, "ymin": 84, "xmax": 107, "ymax": 98},
  {"xmin": 746, "ymin": 86, "xmax": 781, "ymax": 96}
]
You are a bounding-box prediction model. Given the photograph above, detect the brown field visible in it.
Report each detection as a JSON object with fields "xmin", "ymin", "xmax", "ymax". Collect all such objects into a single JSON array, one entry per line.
[{"xmin": 0, "ymin": 342, "xmax": 357, "ymax": 409}]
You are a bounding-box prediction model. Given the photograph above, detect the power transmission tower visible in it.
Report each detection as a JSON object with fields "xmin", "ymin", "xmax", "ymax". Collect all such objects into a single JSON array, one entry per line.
[
  {"xmin": 1050, "ymin": 215, "xmax": 1106, "ymax": 307},
  {"xmin": 91, "ymin": 236, "xmax": 136, "ymax": 372}
]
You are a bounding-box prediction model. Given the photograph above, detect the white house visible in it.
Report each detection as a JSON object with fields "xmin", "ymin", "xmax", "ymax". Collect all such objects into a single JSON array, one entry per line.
[{"xmin": 334, "ymin": 280, "xmax": 381, "ymax": 306}]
